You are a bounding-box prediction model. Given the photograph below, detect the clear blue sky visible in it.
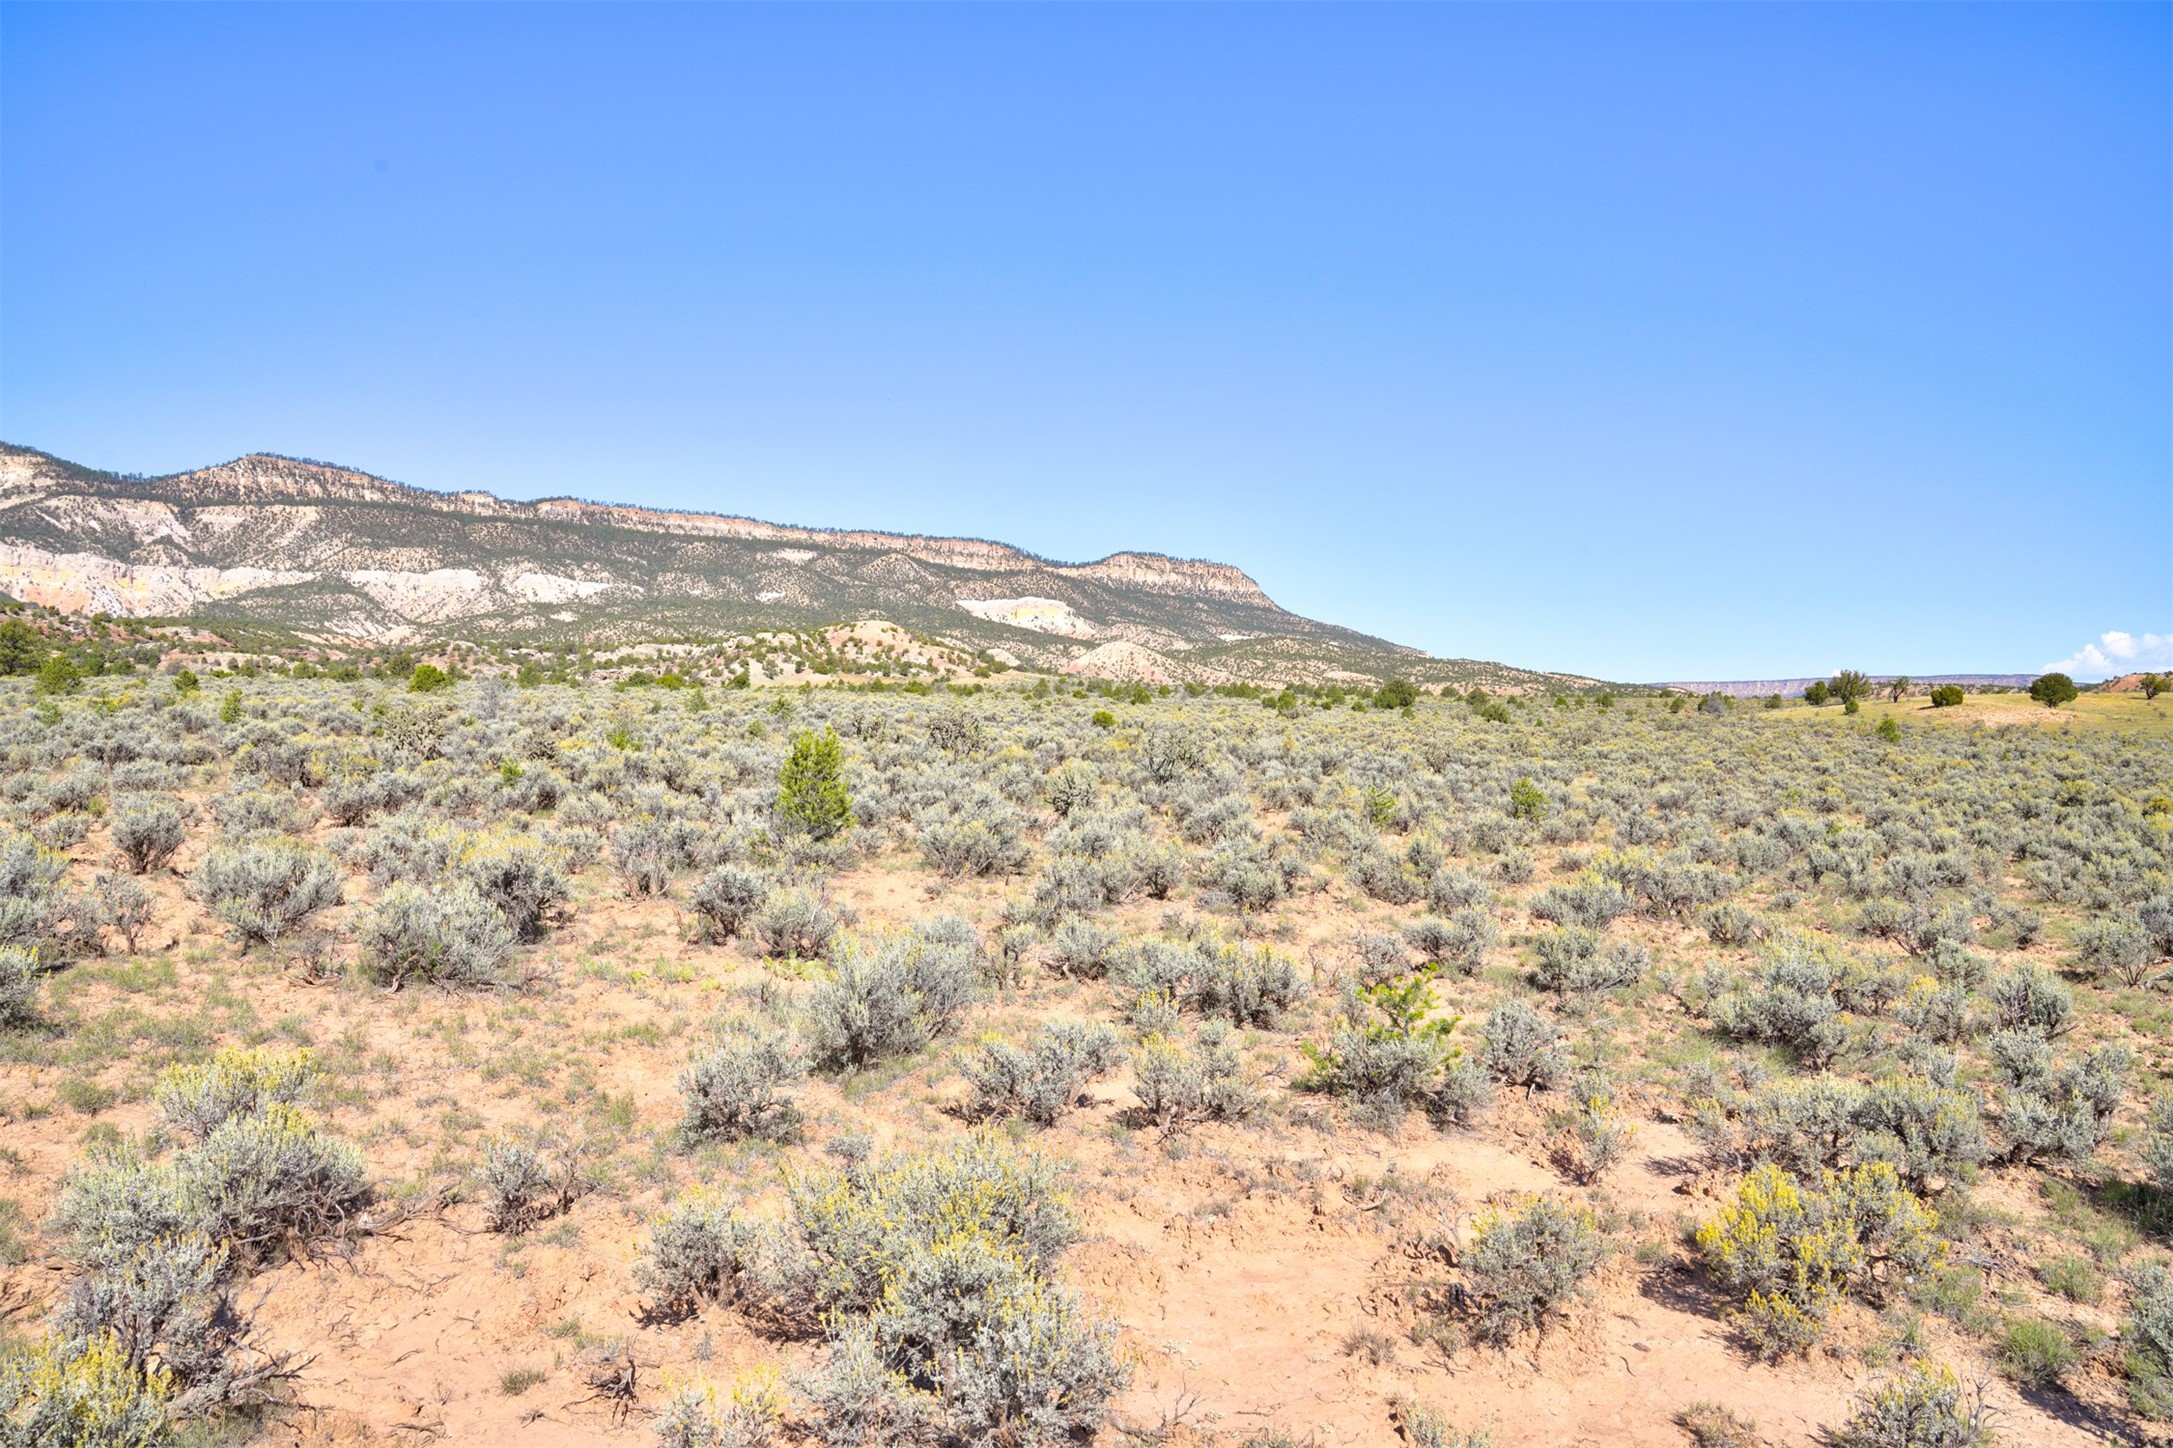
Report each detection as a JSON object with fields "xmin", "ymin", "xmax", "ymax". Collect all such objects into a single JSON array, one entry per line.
[{"xmin": 3, "ymin": 4, "xmax": 2166, "ymax": 682}]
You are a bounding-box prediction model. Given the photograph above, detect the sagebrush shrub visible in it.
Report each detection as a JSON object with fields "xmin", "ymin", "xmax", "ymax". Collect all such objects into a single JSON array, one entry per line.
[
  {"xmin": 679, "ymin": 1028, "xmax": 809, "ymax": 1143},
  {"xmin": 1047, "ymin": 917, "xmax": 1121, "ymax": 979},
  {"xmin": 1675, "ymin": 1402, "xmax": 1758, "ymax": 1448},
  {"xmin": 918, "ymin": 797, "xmax": 1032, "ymax": 878},
  {"xmin": 1703, "ymin": 902, "xmax": 1765, "ymax": 946},
  {"xmin": 1353, "ymin": 930, "xmax": 1409, "ymax": 985},
  {"xmin": 1428, "ymin": 866, "xmax": 1493, "ymax": 915},
  {"xmin": 178, "ymin": 1104, "xmax": 370, "ymax": 1261},
  {"xmin": 479, "ymin": 1135, "xmax": 588, "ymax": 1234},
  {"xmin": 460, "ymin": 834, "xmax": 568, "ymax": 941},
  {"xmin": 192, "ymin": 837, "xmax": 343, "ymax": 945},
  {"xmin": 1531, "ymin": 878, "xmax": 1631, "ymax": 931},
  {"xmin": 960, "ymin": 1020, "xmax": 1123, "ymax": 1125},
  {"xmin": 1820, "ymin": 1363, "xmax": 1992, "ymax": 1448},
  {"xmin": 2128, "ymin": 1264, "xmax": 2173, "ymax": 1421},
  {"xmin": 0, "ymin": 944, "xmax": 38, "ymax": 1028},
  {"xmin": 109, "ymin": 795, "xmax": 187, "ymax": 874},
  {"xmin": 1131, "ymin": 1022, "xmax": 1255, "ymax": 1131},
  {"xmin": 1549, "ymin": 1076, "xmax": 1637, "ymax": 1184},
  {"xmin": 1695, "ymin": 1162, "xmax": 1941, "ymax": 1357},
  {"xmin": 874, "ymin": 1232, "xmax": 1126, "ymax": 1445},
  {"xmin": 58, "ymin": 1100, "xmax": 366, "ymax": 1276},
  {"xmin": 800, "ymin": 1320, "xmax": 926, "ymax": 1448},
  {"xmin": 2143, "ymin": 1093, "xmax": 2173, "ymax": 1196},
  {"xmin": 1460, "ymin": 1197, "xmax": 1612, "ymax": 1343},
  {"xmin": 1999, "ymin": 1042, "xmax": 2130, "ymax": 1166},
  {"xmin": 1708, "ymin": 938, "xmax": 1847, "ymax": 1066},
  {"xmin": 1186, "ymin": 939, "xmax": 1305, "ymax": 1026},
  {"xmin": 49, "ymin": 1230, "xmax": 239, "ymax": 1405},
  {"xmin": 608, "ymin": 817, "xmax": 684, "ymax": 896},
  {"xmin": 156, "ymin": 1046, "xmax": 317, "ymax": 1141},
  {"xmin": 1987, "ymin": 963, "xmax": 2072, "ymax": 1037},
  {"xmin": 2076, "ymin": 915, "xmax": 2152, "ymax": 985},
  {"xmin": 635, "ymin": 1190, "xmax": 762, "ymax": 1320},
  {"xmin": 1894, "ymin": 977, "xmax": 1972, "ymax": 1045},
  {"xmin": 807, "ymin": 927, "xmax": 978, "ymax": 1068},
  {"xmin": 653, "ymin": 1374, "xmax": 786, "ymax": 1448},
  {"xmin": 1479, "ymin": 1001, "xmax": 1565, "ymax": 1089},
  {"xmin": 1531, "ymin": 928, "xmax": 1647, "ymax": 994},
  {"xmin": 0, "ymin": 1331, "xmax": 172, "ymax": 1447},
  {"xmin": 752, "ymin": 889, "xmax": 839, "ymax": 961},
  {"xmin": 691, "ymin": 866, "xmax": 770, "ymax": 943},
  {"xmin": 356, "ymin": 881, "xmax": 516, "ymax": 988}
]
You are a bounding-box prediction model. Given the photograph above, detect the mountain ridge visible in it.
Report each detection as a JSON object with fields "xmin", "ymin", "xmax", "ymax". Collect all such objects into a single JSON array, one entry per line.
[{"xmin": 0, "ymin": 441, "xmax": 1614, "ymax": 691}]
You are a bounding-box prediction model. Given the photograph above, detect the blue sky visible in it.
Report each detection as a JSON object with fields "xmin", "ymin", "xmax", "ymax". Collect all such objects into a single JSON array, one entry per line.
[{"xmin": 3, "ymin": 4, "xmax": 2165, "ymax": 682}]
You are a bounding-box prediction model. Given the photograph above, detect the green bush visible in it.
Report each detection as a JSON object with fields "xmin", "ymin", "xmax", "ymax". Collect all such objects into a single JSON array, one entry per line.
[
  {"xmin": 778, "ymin": 728, "xmax": 853, "ymax": 839},
  {"xmin": 2037, "ymin": 1253, "xmax": 2101, "ymax": 1304},
  {"xmin": 34, "ymin": 652, "xmax": 82, "ymax": 697},
  {"xmin": 2029, "ymin": 672, "xmax": 2079, "ymax": 708},
  {"xmin": 1374, "ymin": 678, "xmax": 1419, "ymax": 710},
  {"xmin": 1996, "ymin": 1315, "xmax": 2078, "ymax": 1386},
  {"xmin": 1929, "ymin": 684, "xmax": 1965, "ymax": 707}
]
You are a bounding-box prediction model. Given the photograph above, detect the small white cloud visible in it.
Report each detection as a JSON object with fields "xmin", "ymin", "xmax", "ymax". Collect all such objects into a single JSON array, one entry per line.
[{"xmin": 2045, "ymin": 630, "xmax": 2173, "ymax": 682}]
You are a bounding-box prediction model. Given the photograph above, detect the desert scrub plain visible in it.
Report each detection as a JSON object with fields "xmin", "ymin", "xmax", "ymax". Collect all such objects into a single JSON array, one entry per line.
[{"xmin": 0, "ymin": 671, "xmax": 2170, "ymax": 1448}]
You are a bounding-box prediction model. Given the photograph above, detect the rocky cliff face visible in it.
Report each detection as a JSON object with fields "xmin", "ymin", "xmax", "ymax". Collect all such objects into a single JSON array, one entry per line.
[{"xmin": 0, "ymin": 443, "xmax": 1603, "ymax": 690}]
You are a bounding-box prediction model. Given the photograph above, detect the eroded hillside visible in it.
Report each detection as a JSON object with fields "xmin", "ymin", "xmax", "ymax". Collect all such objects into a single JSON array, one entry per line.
[{"xmin": 0, "ymin": 445, "xmax": 1597, "ymax": 692}]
